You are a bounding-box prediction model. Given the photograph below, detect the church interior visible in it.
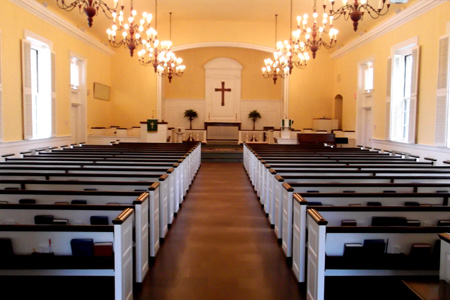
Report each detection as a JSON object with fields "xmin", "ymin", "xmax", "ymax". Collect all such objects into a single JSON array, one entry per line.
[{"xmin": 0, "ymin": 0, "xmax": 450, "ymax": 299}]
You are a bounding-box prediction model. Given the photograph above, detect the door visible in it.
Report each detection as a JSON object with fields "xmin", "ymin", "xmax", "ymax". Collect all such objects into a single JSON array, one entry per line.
[{"xmin": 362, "ymin": 106, "xmax": 373, "ymax": 147}]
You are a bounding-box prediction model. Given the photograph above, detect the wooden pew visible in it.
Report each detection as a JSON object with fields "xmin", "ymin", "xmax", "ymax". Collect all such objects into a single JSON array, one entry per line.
[
  {"xmin": 0, "ymin": 207, "xmax": 134, "ymax": 300},
  {"xmin": 401, "ymin": 233, "xmax": 450, "ymax": 300},
  {"xmin": 0, "ymin": 172, "xmax": 172, "ymax": 240},
  {"xmin": 0, "ymin": 179, "xmax": 161, "ymax": 258},
  {"xmin": 306, "ymin": 208, "xmax": 449, "ymax": 300},
  {"xmin": 293, "ymin": 203, "xmax": 450, "ymax": 282},
  {"xmin": 0, "ymin": 164, "xmax": 182, "ymax": 224},
  {"xmin": 265, "ymin": 175, "xmax": 450, "ymax": 245},
  {"xmin": 0, "ymin": 190, "xmax": 150, "ymax": 283},
  {"xmin": 282, "ymin": 191, "xmax": 450, "ymax": 259}
]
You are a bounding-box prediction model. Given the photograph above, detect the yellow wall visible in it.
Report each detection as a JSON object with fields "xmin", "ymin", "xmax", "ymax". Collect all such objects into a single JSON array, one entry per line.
[
  {"xmin": 0, "ymin": 1, "xmax": 113, "ymax": 142},
  {"xmin": 332, "ymin": 3, "xmax": 450, "ymax": 144},
  {"xmin": 289, "ymin": 53, "xmax": 335, "ymax": 130},
  {"xmin": 109, "ymin": 49, "xmax": 158, "ymax": 128},
  {"xmin": 163, "ymin": 47, "xmax": 282, "ymax": 101}
]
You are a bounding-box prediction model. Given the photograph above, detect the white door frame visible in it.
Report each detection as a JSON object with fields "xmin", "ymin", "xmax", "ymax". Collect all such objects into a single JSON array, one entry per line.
[
  {"xmin": 356, "ymin": 56, "xmax": 374, "ymax": 147},
  {"xmin": 69, "ymin": 52, "xmax": 87, "ymax": 143}
]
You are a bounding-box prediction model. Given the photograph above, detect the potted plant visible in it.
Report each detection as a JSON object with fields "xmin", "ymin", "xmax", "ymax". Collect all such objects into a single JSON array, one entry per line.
[
  {"xmin": 248, "ymin": 110, "xmax": 261, "ymax": 130},
  {"xmin": 184, "ymin": 109, "xmax": 198, "ymax": 130}
]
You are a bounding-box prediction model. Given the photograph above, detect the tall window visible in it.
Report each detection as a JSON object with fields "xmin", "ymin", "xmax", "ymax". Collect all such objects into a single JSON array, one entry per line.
[
  {"xmin": 434, "ymin": 24, "xmax": 450, "ymax": 147},
  {"xmin": 22, "ymin": 32, "xmax": 55, "ymax": 140},
  {"xmin": 387, "ymin": 38, "xmax": 419, "ymax": 143},
  {"xmin": 363, "ymin": 62, "xmax": 374, "ymax": 93},
  {"xmin": 70, "ymin": 57, "xmax": 80, "ymax": 90}
]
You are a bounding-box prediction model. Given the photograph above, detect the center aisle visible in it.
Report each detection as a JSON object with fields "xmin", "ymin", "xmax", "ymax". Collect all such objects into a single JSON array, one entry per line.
[{"xmin": 135, "ymin": 162, "xmax": 306, "ymax": 300}]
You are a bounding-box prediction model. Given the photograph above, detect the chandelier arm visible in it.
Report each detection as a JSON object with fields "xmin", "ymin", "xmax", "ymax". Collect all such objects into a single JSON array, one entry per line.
[{"xmin": 56, "ymin": 0, "xmax": 78, "ymax": 11}]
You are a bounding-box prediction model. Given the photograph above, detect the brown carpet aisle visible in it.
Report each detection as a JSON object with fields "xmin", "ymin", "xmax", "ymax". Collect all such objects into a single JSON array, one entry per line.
[{"xmin": 135, "ymin": 162, "xmax": 306, "ymax": 300}]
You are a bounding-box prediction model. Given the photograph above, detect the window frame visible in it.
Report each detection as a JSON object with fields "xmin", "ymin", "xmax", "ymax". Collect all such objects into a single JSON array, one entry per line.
[
  {"xmin": 387, "ymin": 36, "xmax": 420, "ymax": 144},
  {"xmin": 22, "ymin": 30, "xmax": 55, "ymax": 140}
]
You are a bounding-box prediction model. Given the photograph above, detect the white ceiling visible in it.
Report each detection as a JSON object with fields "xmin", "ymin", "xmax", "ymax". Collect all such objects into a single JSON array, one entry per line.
[{"xmin": 37, "ymin": 0, "xmax": 415, "ymax": 49}]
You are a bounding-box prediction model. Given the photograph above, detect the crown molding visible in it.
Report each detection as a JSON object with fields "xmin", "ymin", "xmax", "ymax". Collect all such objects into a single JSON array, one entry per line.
[
  {"xmin": 10, "ymin": 0, "xmax": 114, "ymax": 56},
  {"xmin": 173, "ymin": 42, "xmax": 274, "ymax": 53},
  {"xmin": 330, "ymin": 1, "xmax": 444, "ymax": 59}
]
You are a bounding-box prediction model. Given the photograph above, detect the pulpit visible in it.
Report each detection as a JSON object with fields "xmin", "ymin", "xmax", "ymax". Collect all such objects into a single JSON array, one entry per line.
[{"xmin": 140, "ymin": 121, "xmax": 169, "ymax": 143}]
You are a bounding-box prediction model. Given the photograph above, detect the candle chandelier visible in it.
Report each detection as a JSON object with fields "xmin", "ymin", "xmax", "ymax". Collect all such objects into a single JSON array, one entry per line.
[
  {"xmin": 262, "ymin": 15, "xmax": 290, "ymax": 84},
  {"xmin": 292, "ymin": 0, "xmax": 338, "ymax": 59},
  {"xmin": 262, "ymin": 0, "xmax": 311, "ymax": 85},
  {"xmin": 56, "ymin": 0, "xmax": 119, "ymax": 27},
  {"xmin": 106, "ymin": 0, "xmax": 156, "ymax": 57},
  {"xmin": 138, "ymin": 10, "xmax": 185, "ymax": 83},
  {"xmin": 324, "ymin": 0, "xmax": 391, "ymax": 32}
]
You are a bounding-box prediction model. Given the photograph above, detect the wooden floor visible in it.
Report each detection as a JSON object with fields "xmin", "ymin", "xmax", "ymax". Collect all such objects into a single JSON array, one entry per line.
[{"xmin": 134, "ymin": 162, "xmax": 306, "ymax": 300}]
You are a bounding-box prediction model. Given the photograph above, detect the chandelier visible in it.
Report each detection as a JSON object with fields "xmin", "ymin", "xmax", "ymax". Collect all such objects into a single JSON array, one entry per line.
[
  {"xmin": 262, "ymin": 15, "xmax": 288, "ymax": 84},
  {"xmin": 325, "ymin": 0, "xmax": 390, "ymax": 32},
  {"xmin": 292, "ymin": 0, "xmax": 338, "ymax": 59},
  {"xmin": 106, "ymin": 0, "xmax": 156, "ymax": 57},
  {"xmin": 262, "ymin": 52, "xmax": 290, "ymax": 85},
  {"xmin": 138, "ymin": 11, "xmax": 185, "ymax": 83},
  {"xmin": 56, "ymin": 0, "xmax": 119, "ymax": 27},
  {"xmin": 262, "ymin": 1, "xmax": 310, "ymax": 85},
  {"xmin": 156, "ymin": 42, "xmax": 186, "ymax": 83}
]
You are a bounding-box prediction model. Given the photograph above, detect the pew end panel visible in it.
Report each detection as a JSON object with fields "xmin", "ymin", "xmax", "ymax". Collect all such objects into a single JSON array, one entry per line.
[
  {"xmin": 292, "ymin": 194, "xmax": 308, "ymax": 282},
  {"xmin": 440, "ymin": 233, "xmax": 450, "ymax": 283},
  {"xmin": 149, "ymin": 182, "xmax": 160, "ymax": 257},
  {"xmin": 282, "ymin": 183, "xmax": 294, "ymax": 257},
  {"xmin": 0, "ymin": 208, "xmax": 134, "ymax": 300},
  {"xmin": 306, "ymin": 209, "xmax": 448, "ymax": 300}
]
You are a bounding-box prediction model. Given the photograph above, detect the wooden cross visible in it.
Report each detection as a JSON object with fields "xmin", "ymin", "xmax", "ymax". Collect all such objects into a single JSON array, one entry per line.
[{"xmin": 215, "ymin": 81, "xmax": 232, "ymax": 106}]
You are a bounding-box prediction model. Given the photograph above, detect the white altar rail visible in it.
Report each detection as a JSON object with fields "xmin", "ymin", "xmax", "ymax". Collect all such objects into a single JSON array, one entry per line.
[
  {"xmin": 238, "ymin": 131, "xmax": 268, "ymax": 144},
  {"xmin": 172, "ymin": 130, "xmax": 207, "ymax": 143},
  {"xmin": 88, "ymin": 127, "xmax": 206, "ymax": 144}
]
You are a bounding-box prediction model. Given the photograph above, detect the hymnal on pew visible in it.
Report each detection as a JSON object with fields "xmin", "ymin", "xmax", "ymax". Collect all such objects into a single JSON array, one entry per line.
[
  {"xmin": 71, "ymin": 200, "xmax": 87, "ymax": 205},
  {"xmin": 437, "ymin": 220, "xmax": 450, "ymax": 226},
  {"xmin": 0, "ymin": 238, "xmax": 13, "ymax": 256},
  {"xmin": 34, "ymin": 215, "xmax": 54, "ymax": 225},
  {"xmin": 371, "ymin": 216, "xmax": 407, "ymax": 226},
  {"xmin": 344, "ymin": 243, "xmax": 363, "ymax": 257},
  {"xmin": 19, "ymin": 199, "xmax": 36, "ymax": 204},
  {"xmin": 406, "ymin": 219, "xmax": 421, "ymax": 226},
  {"xmin": 409, "ymin": 243, "xmax": 432, "ymax": 258},
  {"xmin": 71, "ymin": 239, "xmax": 94, "ymax": 256},
  {"xmin": 363, "ymin": 239, "xmax": 386, "ymax": 256},
  {"xmin": 52, "ymin": 218, "xmax": 69, "ymax": 225},
  {"xmin": 341, "ymin": 220, "xmax": 357, "ymax": 226},
  {"xmin": 94, "ymin": 242, "xmax": 113, "ymax": 257},
  {"xmin": 90, "ymin": 216, "xmax": 109, "ymax": 225}
]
